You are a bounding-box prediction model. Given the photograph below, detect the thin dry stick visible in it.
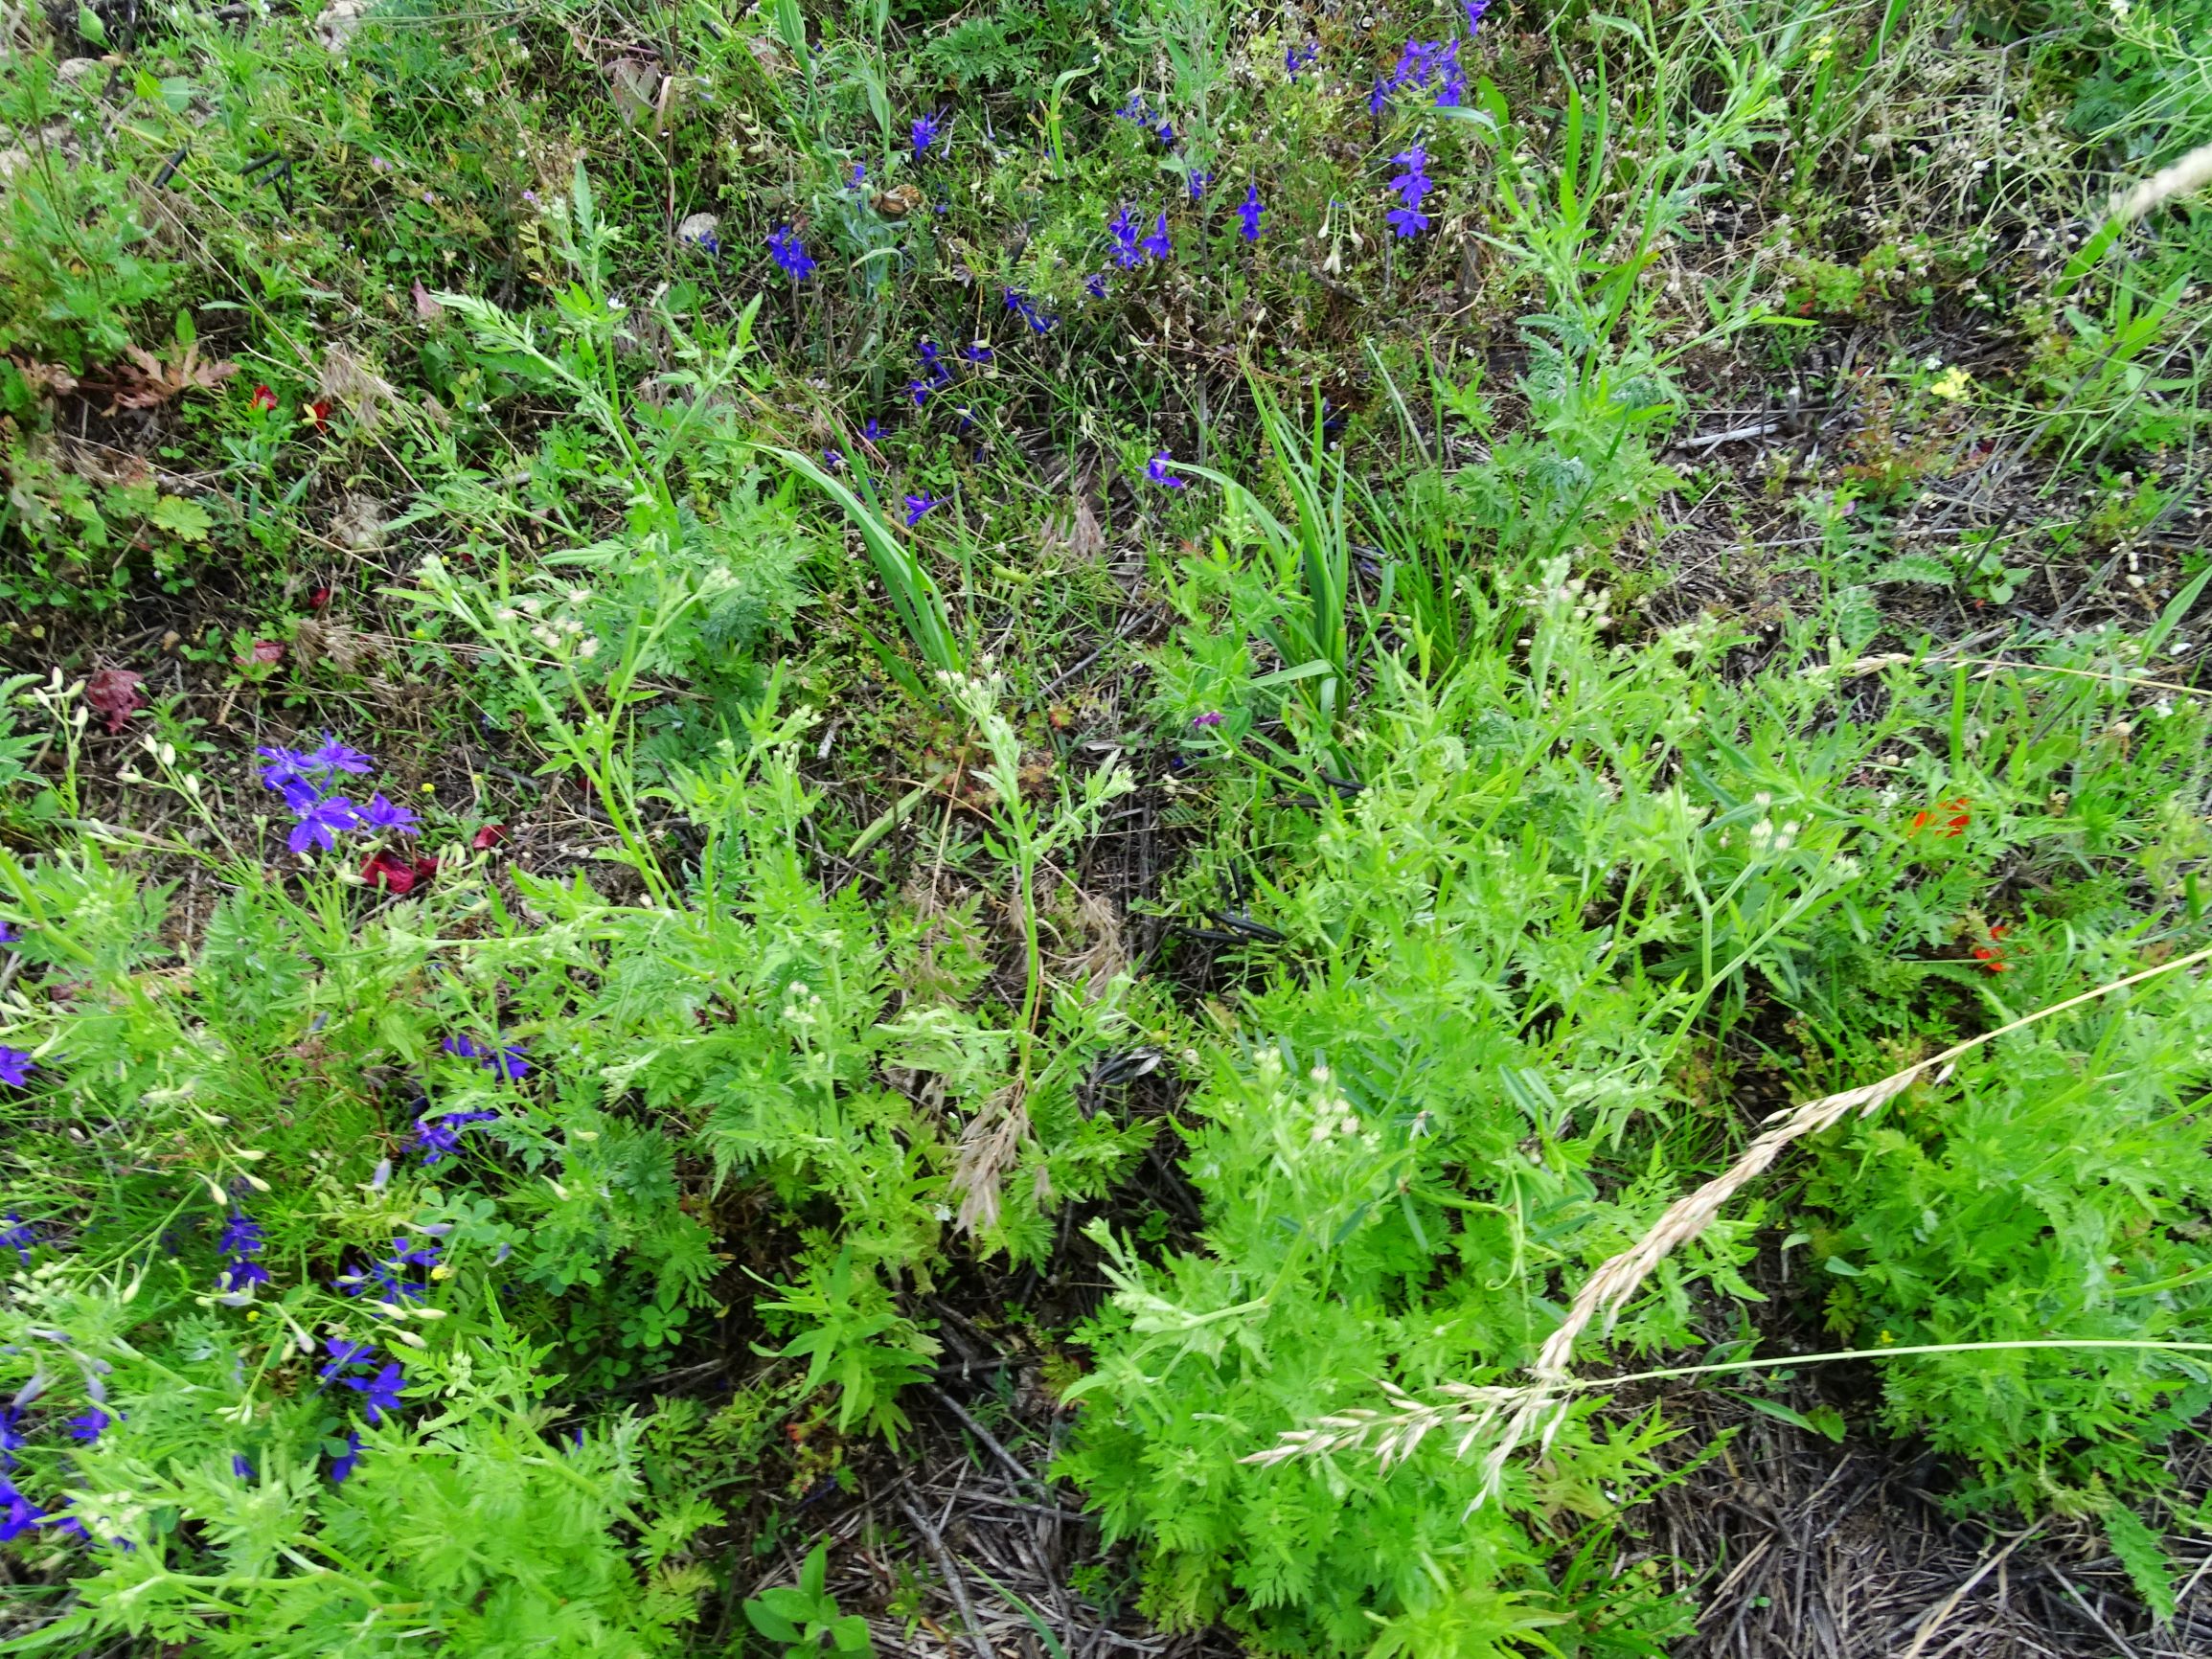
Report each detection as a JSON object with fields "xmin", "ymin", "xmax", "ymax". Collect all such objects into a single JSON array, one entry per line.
[
  {"xmin": 1534, "ymin": 943, "xmax": 2212, "ymax": 1383},
  {"xmin": 1899, "ymin": 1520, "xmax": 2045, "ymax": 1659}
]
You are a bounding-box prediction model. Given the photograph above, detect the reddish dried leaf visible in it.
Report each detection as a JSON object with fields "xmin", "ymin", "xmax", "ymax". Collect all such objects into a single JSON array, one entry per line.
[
  {"xmin": 9, "ymin": 355, "xmax": 79, "ymax": 399},
  {"xmin": 83, "ymin": 669, "xmax": 146, "ymax": 735},
  {"xmin": 246, "ymin": 640, "xmax": 285, "ymax": 667},
  {"xmin": 471, "ymin": 824, "xmax": 507, "ymax": 852},
  {"xmin": 103, "ymin": 343, "xmax": 239, "ymax": 413}
]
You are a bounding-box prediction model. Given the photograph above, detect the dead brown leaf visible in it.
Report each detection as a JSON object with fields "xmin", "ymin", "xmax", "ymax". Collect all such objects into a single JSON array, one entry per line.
[{"xmin": 96, "ymin": 342, "xmax": 238, "ymax": 414}]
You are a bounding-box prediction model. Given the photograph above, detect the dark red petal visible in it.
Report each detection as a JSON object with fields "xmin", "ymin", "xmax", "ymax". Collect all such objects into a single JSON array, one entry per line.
[
  {"xmin": 362, "ymin": 852, "xmax": 414, "ymax": 894},
  {"xmin": 471, "ymin": 824, "xmax": 507, "ymax": 852}
]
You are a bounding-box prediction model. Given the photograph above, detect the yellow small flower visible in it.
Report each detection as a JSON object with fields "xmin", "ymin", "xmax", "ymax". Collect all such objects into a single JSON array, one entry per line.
[
  {"xmin": 431, "ymin": 1263, "xmax": 453, "ymax": 1281},
  {"xmin": 245, "ymin": 1309, "xmax": 261, "ymax": 1322},
  {"xmin": 1928, "ymin": 366, "xmax": 1973, "ymax": 401}
]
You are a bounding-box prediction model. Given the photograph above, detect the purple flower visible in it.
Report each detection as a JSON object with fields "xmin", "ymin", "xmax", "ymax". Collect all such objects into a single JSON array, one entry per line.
[
  {"xmin": 1085, "ymin": 273, "xmax": 1109, "ymax": 299},
  {"xmin": 0, "ymin": 921, "xmax": 20, "ymax": 945},
  {"xmin": 337, "ymin": 1261, "xmax": 423, "ymax": 1305},
  {"xmin": 850, "ymin": 162, "xmax": 866, "ymax": 187},
  {"xmin": 0, "ymin": 1049, "xmax": 33, "ymax": 1088},
  {"xmin": 1393, "ymin": 39, "xmax": 1442, "ymax": 88},
  {"xmin": 1153, "ymin": 116, "xmax": 1175, "ymax": 146},
  {"xmin": 320, "ymin": 1338, "xmax": 378, "ymax": 1382},
  {"xmin": 218, "ymin": 1212, "xmax": 265, "ymax": 1258},
  {"xmin": 255, "ymin": 744, "xmax": 312, "ymax": 789},
  {"xmin": 767, "ymin": 227, "xmax": 816, "ymax": 282},
  {"xmin": 902, "ymin": 493, "xmax": 940, "ymax": 528},
  {"xmin": 1140, "ymin": 212, "xmax": 1173, "ymax": 261},
  {"xmin": 232, "ymin": 1454, "xmax": 255, "ymax": 1480},
  {"xmin": 1435, "ymin": 39, "xmax": 1465, "ymax": 106},
  {"xmin": 67, "ymin": 1408, "xmax": 110, "ymax": 1443},
  {"xmin": 1147, "ymin": 452, "xmax": 1187, "ymax": 489},
  {"xmin": 344, "ymin": 1361, "xmax": 407, "ymax": 1425},
  {"xmin": 1387, "ymin": 145, "xmax": 1433, "ymax": 239},
  {"xmin": 0, "ymin": 1482, "xmax": 47, "ymax": 1542},
  {"xmin": 962, "ymin": 341, "xmax": 993, "ymax": 364},
  {"xmin": 360, "ymin": 793, "xmax": 420, "ymax": 835},
  {"xmin": 0, "ymin": 1215, "xmax": 29, "ymax": 1265},
  {"xmin": 1187, "ymin": 169, "xmax": 1212, "ymax": 203},
  {"xmin": 1192, "ymin": 710, "xmax": 1223, "ymax": 728},
  {"xmin": 911, "ymin": 108, "xmax": 945, "ymax": 158},
  {"xmin": 413, "ymin": 1108, "xmax": 498, "ymax": 1166},
  {"xmin": 1368, "ymin": 77, "xmax": 1392, "ymax": 117},
  {"xmin": 222, "ymin": 1258, "xmax": 270, "ymax": 1291},
  {"xmin": 1286, "ymin": 40, "xmax": 1318, "ymax": 80},
  {"xmin": 1387, "ymin": 203, "xmax": 1431, "ymax": 238},
  {"xmin": 908, "ymin": 378, "xmax": 932, "ymax": 406},
  {"xmin": 863, "ymin": 419, "xmax": 882, "ymax": 443},
  {"xmin": 393, "ymin": 1236, "xmax": 443, "ymax": 1269},
  {"xmin": 443, "ymin": 1034, "xmax": 529, "ymax": 1079},
  {"xmin": 824, "ymin": 447, "xmax": 845, "ymax": 470},
  {"xmin": 1464, "ymin": 0, "xmax": 1492, "ymax": 33},
  {"xmin": 1005, "ymin": 288, "xmax": 1056, "ymax": 333},
  {"xmin": 329, "ymin": 1429, "xmax": 362, "ymax": 1485},
  {"xmin": 307, "ymin": 736, "xmax": 375, "ymax": 776},
  {"xmin": 918, "ymin": 338, "xmax": 950, "ymax": 385},
  {"xmin": 287, "ymin": 795, "xmax": 361, "ymax": 854},
  {"xmin": 1115, "ymin": 91, "xmax": 1149, "ymax": 124},
  {"xmin": 0, "ymin": 1407, "xmax": 26, "ymax": 1464},
  {"xmin": 1238, "ymin": 184, "xmax": 1264, "ymax": 242},
  {"xmin": 1108, "ymin": 207, "xmax": 1144, "ymax": 269}
]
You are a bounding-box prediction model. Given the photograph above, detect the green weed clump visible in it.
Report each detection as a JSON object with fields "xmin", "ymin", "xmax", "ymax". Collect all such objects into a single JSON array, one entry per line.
[{"xmin": 3, "ymin": 0, "xmax": 2211, "ymax": 1648}]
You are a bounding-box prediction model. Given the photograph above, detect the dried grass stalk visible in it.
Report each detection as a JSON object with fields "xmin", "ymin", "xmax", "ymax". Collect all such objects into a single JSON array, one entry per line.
[
  {"xmin": 2109, "ymin": 138, "xmax": 2212, "ymax": 226},
  {"xmin": 950, "ymin": 1085, "xmax": 1030, "ymax": 1236},
  {"xmin": 1533, "ymin": 943, "xmax": 2212, "ymax": 1383}
]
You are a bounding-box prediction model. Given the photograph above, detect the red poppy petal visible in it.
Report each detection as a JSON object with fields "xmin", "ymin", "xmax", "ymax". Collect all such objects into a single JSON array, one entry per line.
[{"xmin": 471, "ymin": 825, "xmax": 507, "ymax": 852}]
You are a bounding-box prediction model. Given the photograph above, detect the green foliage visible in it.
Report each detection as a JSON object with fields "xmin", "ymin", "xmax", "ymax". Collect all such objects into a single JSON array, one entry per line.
[
  {"xmin": 1805, "ymin": 993, "xmax": 2212, "ymax": 1508},
  {"xmin": 0, "ymin": 133, "xmax": 175, "ymax": 367},
  {"xmin": 743, "ymin": 1542, "xmax": 874, "ymax": 1658},
  {"xmin": 757, "ymin": 1248, "xmax": 940, "ymax": 1443},
  {"xmin": 3, "ymin": 0, "xmax": 2211, "ymax": 1650}
]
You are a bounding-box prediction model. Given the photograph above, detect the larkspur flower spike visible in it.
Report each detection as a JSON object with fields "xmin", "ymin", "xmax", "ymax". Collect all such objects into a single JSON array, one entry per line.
[
  {"xmin": 1238, "ymin": 184, "xmax": 1264, "ymax": 242},
  {"xmin": 0, "ymin": 1049, "xmax": 34, "ymax": 1089},
  {"xmin": 1147, "ymin": 452, "xmax": 1187, "ymax": 489},
  {"xmin": 1387, "ymin": 144, "xmax": 1434, "ymax": 239},
  {"xmin": 1140, "ymin": 212, "xmax": 1173, "ymax": 261},
  {"xmin": 1109, "ymin": 207, "xmax": 1144, "ymax": 269},
  {"xmin": 902, "ymin": 493, "xmax": 940, "ymax": 528},
  {"xmin": 1436, "ymin": 38, "xmax": 1466, "ymax": 107}
]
